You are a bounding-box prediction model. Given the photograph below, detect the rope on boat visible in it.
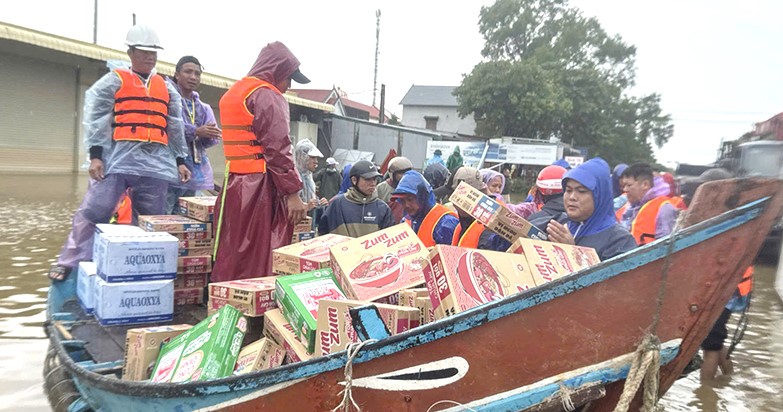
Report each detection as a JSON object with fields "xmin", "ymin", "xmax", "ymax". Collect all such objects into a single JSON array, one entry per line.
[
  {"xmin": 728, "ymin": 292, "xmax": 751, "ymax": 357},
  {"xmin": 425, "ymin": 400, "xmax": 478, "ymax": 412},
  {"xmin": 558, "ymin": 382, "xmax": 576, "ymax": 411},
  {"xmin": 332, "ymin": 338, "xmax": 377, "ymax": 412},
  {"xmin": 613, "ymin": 229, "xmax": 679, "ymax": 412}
]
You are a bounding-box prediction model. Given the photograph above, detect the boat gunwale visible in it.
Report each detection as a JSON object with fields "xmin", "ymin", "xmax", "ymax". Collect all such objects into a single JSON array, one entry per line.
[{"xmin": 44, "ymin": 192, "xmax": 773, "ymax": 400}]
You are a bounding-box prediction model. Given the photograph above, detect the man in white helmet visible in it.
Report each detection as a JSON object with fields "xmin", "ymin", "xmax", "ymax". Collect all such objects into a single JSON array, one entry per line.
[
  {"xmin": 376, "ymin": 156, "xmax": 412, "ymax": 222},
  {"xmin": 48, "ymin": 25, "xmax": 190, "ymax": 281}
]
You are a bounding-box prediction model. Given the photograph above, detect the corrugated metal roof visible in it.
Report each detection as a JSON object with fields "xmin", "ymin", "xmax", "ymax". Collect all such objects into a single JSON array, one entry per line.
[
  {"xmin": 0, "ymin": 21, "xmax": 333, "ymax": 112},
  {"xmin": 399, "ymin": 85, "xmax": 458, "ymax": 107}
]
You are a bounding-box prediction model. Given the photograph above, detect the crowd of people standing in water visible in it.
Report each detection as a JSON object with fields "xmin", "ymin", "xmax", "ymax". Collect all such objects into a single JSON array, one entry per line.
[{"xmin": 47, "ymin": 24, "xmax": 749, "ymax": 386}]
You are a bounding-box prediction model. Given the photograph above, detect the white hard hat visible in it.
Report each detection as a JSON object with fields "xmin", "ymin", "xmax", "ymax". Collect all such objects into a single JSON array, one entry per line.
[
  {"xmin": 326, "ymin": 157, "xmax": 338, "ymax": 165},
  {"xmin": 125, "ymin": 25, "xmax": 163, "ymax": 51}
]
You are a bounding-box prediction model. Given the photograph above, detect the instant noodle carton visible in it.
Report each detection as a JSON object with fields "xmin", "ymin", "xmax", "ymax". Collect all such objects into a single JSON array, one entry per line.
[
  {"xmin": 272, "ymin": 233, "xmax": 351, "ymax": 275},
  {"xmin": 173, "ymin": 287, "xmax": 204, "ymax": 305},
  {"xmin": 122, "ymin": 324, "xmax": 192, "ymax": 380},
  {"xmin": 275, "ymin": 269, "xmax": 347, "ymax": 354},
  {"xmin": 150, "ymin": 305, "xmax": 246, "ymax": 383},
  {"xmin": 449, "ymin": 182, "xmax": 548, "ymax": 243},
  {"xmin": 178, "ymin": 255, "xmax": 212, "ymax": 270},
  {"xmin": 330, "ymin": 224, "xmax": 429, "ymax": 303},
  {"xmin": 77, "ymin": 261, "xmax": 98, "ymax": 314},
  {"xmin": 94, "ymin": 278, "xmax": 174, "ymax": 326},
  {"xmin": 177, "ymin": 238, "xmax": 213, "ymax": 249},
  {"xmin": 416, "ymin": 296, "xmax": 435, "ymax": 324},
  {"xmin": 315, "ymin": 299, "xmax": 419, "ymax": 356},
  {"xmin": 507, "ymin": 238, "xmax": 600, "ymax": 285},
  {"xmin": 423, "ymin": 245, "xmax": 536, "ymax": 319},
  {"xmin": 177, "ymin": 196, "xmax": 217, "ymax": 222},
  {"xmin": 233, "ymin": 337, "xmax": 285, "ymax": 375},
  {"xmin": 173, "ymin": 272, "xmax": 209, "ymax": 289},
  {"xmin": 208, "ymin": 277, "xmax": 278, "ymax": 317},
  {"xmin": 177, "ymin": 246, "xmax": 212, "ymax": 257},
  {"xmin": 94, "ymin": 232, "xmax": 178, "ymax": 282},
  {"xmin": 263, "ymin": 308, "xmax": 312, "ymax": 363},
  {"xmin": 292, "ymin": 231, "xmax": 316, "ymax": 243},
  {"xmin": 138, "ymin": 215, "xmax": 212, "ymax": 236}
]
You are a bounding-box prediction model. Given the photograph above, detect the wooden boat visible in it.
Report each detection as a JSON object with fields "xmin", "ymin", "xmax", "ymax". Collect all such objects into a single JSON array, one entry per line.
[{"xmin": 44, "ymin": 178, "xmax": 783, "ymax": 411}]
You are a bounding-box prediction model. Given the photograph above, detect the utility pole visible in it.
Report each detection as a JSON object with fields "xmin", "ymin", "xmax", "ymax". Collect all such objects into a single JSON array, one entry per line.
[
  {"xmin": 92, "ymin": 0, "xmax": 98, "ymax": 44},
  {"xmin": 379, "ymin": 84, "xmax": 386, "ymax": 124},
  {"xmin": 372, "ymin": 9, "xmax": 381, "ymax": 107}
]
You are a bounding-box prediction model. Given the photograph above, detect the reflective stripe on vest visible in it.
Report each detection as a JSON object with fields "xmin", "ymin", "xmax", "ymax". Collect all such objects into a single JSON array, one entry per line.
[
  {"xmin": 219, "ymin": 77, "xmax": 279, "ymax": 174},
  {"xmin": 112, "ymin": 69, "xmax": 169, "ymax": 144},
  {"xmin": 451, "ymin": 220, "xmax": 485, "ymax": 249},
  {"xmin": 630, "ymin": 196, "xmax": 672, "ymax": 245},
  {"xmin": 415, "ymin": 203, "xmax": 458, "ymax": 247},
  {"xmin": 737, "ymin": 266, "xmax": 753, "ymax": 297}
]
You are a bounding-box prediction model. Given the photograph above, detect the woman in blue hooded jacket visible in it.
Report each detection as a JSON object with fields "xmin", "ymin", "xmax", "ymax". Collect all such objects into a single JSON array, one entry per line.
[
  {"xmin": 392, "ymin": 171, "xmax": 459, "ymax": 246},
  {"xmin": 546, "ymin": 158, "xmax": 636, "ymax": 260}
]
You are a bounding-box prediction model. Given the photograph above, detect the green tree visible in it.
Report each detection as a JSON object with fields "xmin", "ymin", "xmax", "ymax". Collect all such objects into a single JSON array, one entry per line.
[{"xmin": 455, "ymin": 0, "xmax": 673, "ymax": 165}]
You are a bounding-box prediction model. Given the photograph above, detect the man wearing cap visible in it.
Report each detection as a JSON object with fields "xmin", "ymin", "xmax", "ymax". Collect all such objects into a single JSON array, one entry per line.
[
  {"xmin": 313, "ymin": 157, "xmax": 342, "ymax": 201},
  {"xmin": 48, "ymin": 25, "xmax": 190, "ymax": 281},
  {"xmin": 318, "ymin": 160, "xmax": 394, "ymax": 237},
  {"xmin": 427, "ymin": 149, "xmax": 446, "ymax": 167},
  {"xmin": 165, "ymin": 55, "xmax": 222, "ymax": 213},
  {"xmin": 294, "ymin": 138, "xmax": 328, "ymax": 210},
  {"xmin": 617, "ymin": 163, "xmax": 679, "ymax": 245},
  {"xmin": 393, "ymin": 170, "xmax": 460, "ymax": 247},
  {"xmin": 377, "ymin": 156, "xmax": 413, "ymax": 223},
  {"xmin": 212, "ymin": 41, "xmax": 310, "ymax": 281}
]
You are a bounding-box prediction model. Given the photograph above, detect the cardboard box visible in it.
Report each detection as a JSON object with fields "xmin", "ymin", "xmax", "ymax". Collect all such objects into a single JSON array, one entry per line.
[
  {"xmin": 178, "ymin": 246, "xmax": 213, "ymax": 257},
  {"xmin": 177, "ymin": 239, "xmax": 214, "ymax": 249},
  {"xmin": 173, "ymin": 272, "xmax": 209, "ymax": 289},
  {"xmin": 292, "ymin": 231, "xmax": 316, "ymax": 243},
  {"xmin": 174, "ymin": 287, "xmax": 204, "ymax": 305},
  {"xmin": 77, "ymin": 261, "xmax": 98, "ymax": 314},
  {"xmin": 272, "ymin": 233, "xmax": 351, "ymax": 276},
  {"xmin": 275, "ymin": 269, "xmax": 346, "ymax": 354},
  {"xmin": 423, "ymin": 245, "xmax": 536, "ymax": 319},
  {"xmin": 178, "ymin": 255, "xmax": 212, "ymax": 269},
  {"xmin": 416, "ymin": 296, "xmax": 435, "ymax": 325},
  {"xmin": 263, "ymin": 308, "xmax": 312, "ymax": 363},
  {"xmin": 177, "ymin": 196, "xmax": 217, "ymax": 222},
  {"xmin": 178, "ymin": 265, "xmax": 212, "ymax": 275},
  {"xmin": 93, "ymin": 224, "xmax": 146, "ymax": 262},
  {"xmin": 293, "ymin": 217, "xmax": 313, "ymax": 233},
  {"xmin": 94, "ymin": 278, "xmax": 174, "ymax": 326},
  {"xmin": 138, "ymin": 215, "xmax": 212, "ymax": 235},
  {"xmin": 449, "ymin": 182, "xmax": 548, "ymax": 243},
  {"xmin": 398, "ymin": 288, "xmax": 428, "ymax": 308},
  {"xmin": 315, "ymin": 299, "xmax": 418, "ymax": 356},
  {"xmin": 94, "ymin": 232, "xmax": 179, "ymax": 282},
  {"xmin": 507, "ymin": 238, "xmax": 600, "ymax": 285},
  {"xmin": 169, "ymin": 231, "xmax": 212, "ymax": 241},
  {"xmin": 150, "ymin": 305, "xmax": 246, "ymax": 383},
  {"xmin": 208, "ymin": 277, "xmax": 278, "ymax": 317},
  {"xmin": 330, "ymin": 224, "xmax": 429, "ymax": 302},
  {"xmin": 233, "ymin": 337, "xmax": 285, "ymax": 375},
  {"xmin": 122, "ymin": 324, "xmax": 192, "ymax": 380}
]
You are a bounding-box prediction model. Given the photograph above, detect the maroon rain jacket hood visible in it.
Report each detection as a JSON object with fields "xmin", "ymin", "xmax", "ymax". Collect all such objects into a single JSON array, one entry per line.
[{"xmin": 248, "ymin": 41, "xmax": 301, "ymax": 86}]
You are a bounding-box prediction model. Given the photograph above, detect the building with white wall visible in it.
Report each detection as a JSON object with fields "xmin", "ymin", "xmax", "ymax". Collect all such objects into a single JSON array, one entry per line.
[{"xmin": 399, "ymin": 85, "xmax": 476, "ymax": 135}]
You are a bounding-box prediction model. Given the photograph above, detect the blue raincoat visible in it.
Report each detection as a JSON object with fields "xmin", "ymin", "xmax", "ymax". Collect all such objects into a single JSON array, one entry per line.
[{"xmin": 393, "ymin": 171, "xmax": 458, "ymax": 245}]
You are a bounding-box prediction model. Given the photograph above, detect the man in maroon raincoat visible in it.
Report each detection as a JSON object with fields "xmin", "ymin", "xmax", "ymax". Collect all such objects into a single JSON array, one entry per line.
[{"xmin": 212, "ymin": 42, "xmax": 309, "ymax": 280}]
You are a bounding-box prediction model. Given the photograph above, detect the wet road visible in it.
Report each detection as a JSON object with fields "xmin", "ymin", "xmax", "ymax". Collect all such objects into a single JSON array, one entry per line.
[{"xmin": 0, "ymin": 174, "xmax": 780, "ymax": 411}]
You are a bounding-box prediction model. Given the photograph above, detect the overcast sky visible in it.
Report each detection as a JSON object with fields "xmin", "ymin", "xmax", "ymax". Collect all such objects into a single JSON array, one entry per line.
[{"xmin": 4, "ymin": 0, "xmax": 782, "ymax": 167}]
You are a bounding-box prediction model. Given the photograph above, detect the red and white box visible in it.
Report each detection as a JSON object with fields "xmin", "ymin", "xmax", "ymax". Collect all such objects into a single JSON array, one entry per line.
[
  {"xmin": 330, "ymin": 224, "xmax": 429, "ymax": 302},
  {"xmin": 315, "ymin": 299, "xmax": 419, "ymax": 356},
  {"xmin": 507, "ymin": 238, "xmax": 600, "ymax": 285},
  {"xmin": 208, "ymin": 277, "xmax": 278, "ymax": 317},
  {"xmin": 173, "ymin": 287, "xmax": 204, "ymax": 305},
  {"xmin": 173, "ymin": 272, "xmax": 209, "ymax": 289},
  {"xmin": 233, "ymin": 337, "xmax": 285, "ymax": 375},
  {"xmin": 423, "ymin": 245, "xmax": 536, "ymax": 319},
  {"xmin": 272, "ymin": 233, "xmax": 351, "ymax": 275},
  {"xmin": 262, "ymin": 308, "xmax": 312, "ymax": 363}
]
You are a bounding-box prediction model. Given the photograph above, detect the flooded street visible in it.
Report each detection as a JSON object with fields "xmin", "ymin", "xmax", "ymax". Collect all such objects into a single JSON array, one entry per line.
[{"xmin": 0, "ymin": 173, "xmax": 780, "ymax": 411}]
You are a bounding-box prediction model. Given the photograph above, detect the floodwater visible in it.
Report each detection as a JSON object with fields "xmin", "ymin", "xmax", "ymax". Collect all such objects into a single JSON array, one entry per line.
[{"xmin": 0, "ymin": 173, "xmax": 780, "ymax": 411}]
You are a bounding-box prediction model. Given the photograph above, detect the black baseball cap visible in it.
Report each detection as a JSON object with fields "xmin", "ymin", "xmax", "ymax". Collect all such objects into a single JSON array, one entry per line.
[
  {"xmin": 291, "ymin": 68, "xmax": 310, "ymax": 84},
  {"xmin": 350, "ymin": 160, "xmax": 381, "ymax": 179}
]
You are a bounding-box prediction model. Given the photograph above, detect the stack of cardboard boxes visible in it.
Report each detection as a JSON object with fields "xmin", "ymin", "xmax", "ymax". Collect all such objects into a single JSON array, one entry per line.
[
  {"xmin": 84, "ymin": 224, "xmax": 178, "ymax": 326},
  {"xmin": 138, "ymin": 213, "xmax": 213, "ymax": 306}
]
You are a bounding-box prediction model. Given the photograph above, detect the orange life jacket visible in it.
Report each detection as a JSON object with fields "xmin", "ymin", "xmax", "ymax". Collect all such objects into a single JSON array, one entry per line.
[
  {"xmin": 615, "ymin": 203, "xmax": 628, "ymax": 222},
  {"xmin": 112, "ymin": 69, "xmax": 169, "ymax": 144},
  {"xmin": 219, "ymin": 77, "xmax": 280, "ymax": 174},
  {"xmin": 669, "ymin": 196, "xmax": 687, "ymax": 210},
  {"xmin": 113, "ymin": 192, "xmax": 132, "ymax": 225},
  {"xmin": 630, "ymin": 196, "xmax": 672, "ymax": 245},
  {"xmin": 451, "ymin": 220, "xmax": 485, "ymax": 248},
  {"xmin": 737, "ymin": 266, "xmax": 753, "ymax": 297},
  {"xmin": 404, "ymin": 203, "xmax": 457, "ymax": 247}
]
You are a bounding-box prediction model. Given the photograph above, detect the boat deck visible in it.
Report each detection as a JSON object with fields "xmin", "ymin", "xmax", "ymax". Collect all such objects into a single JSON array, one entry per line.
[{"xmin": 60, "ymin": 300, "xmax": 262, "ymax": 364}]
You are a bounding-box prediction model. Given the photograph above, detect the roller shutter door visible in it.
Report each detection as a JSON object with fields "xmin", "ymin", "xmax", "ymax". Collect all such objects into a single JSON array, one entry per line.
[{"xmin": 0, "ymin": 52, "xmax": 77, "ymax": 172}]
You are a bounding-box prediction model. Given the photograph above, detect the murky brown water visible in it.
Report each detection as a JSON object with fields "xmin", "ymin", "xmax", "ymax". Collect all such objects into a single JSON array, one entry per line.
[{"xmin": 0, "ymin": 174, "xmax": 780, "ymax": 411}]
